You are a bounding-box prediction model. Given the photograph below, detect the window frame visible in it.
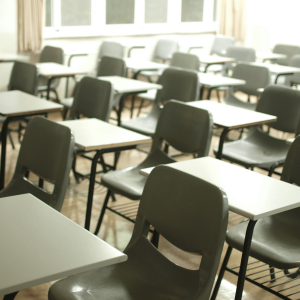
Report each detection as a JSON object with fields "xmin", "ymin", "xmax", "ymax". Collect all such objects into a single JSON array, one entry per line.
[{"xmin": 44, "ymin": 0, "xmax": 218, "ymax": 39}]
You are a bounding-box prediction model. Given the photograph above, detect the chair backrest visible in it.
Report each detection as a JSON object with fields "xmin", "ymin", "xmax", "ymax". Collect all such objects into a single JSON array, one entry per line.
[
  {"xmin": 153, "ymin": 39, "xmax": 179, "ymax": 62},
  {"xmin": 98, "ymin": 41, "xmax": 124, "ymax": 59},
  {"xmin": 285, "ymin": 54, "xmax": 300, "ymax": 86},
  {"xmin": 151, "ymin": 100, "xmax": 213, "ymax": 157},
  {"xmin": 281, "ymin": 135, "xmax": 300, "ymax": 186},
  {"xmin": 96, "ymin": 55, "xmax": 126, "ymax": 77},
  {"xmin": 210, "ymin": 35, "xmax": 235, "ymax": 56},
  {"xmin": 170, "ymin": 52, "xmax": 200, "ymax": 71},
  {"xmin": 69, "ymin": 76, "xmax": 114, "ymax": 122},
  {"xmin": 4, "ymin": 117, "xmax": 75, "ymax": 211},
  {"xmin": 8, "ymin": 61, "xmax": 38, "ymax": 95},
  {"xmin": 271, "ymin": 135, "xmax": 300, "ymax": 225},
  {"xmin": 232, "ymin": 63, "xmax": 271, "ymax": 96},
  {"xmin": 256, "ymin": 85, "xmax": 300, "ymax": 133},
  {"xmin": 40, "ymin": 45, "xmax": 64, "ymax": 64},
  {"xmin": 126, "ymin": 165, "xmax": 228, "ymax": 300},
  {"xmin": 273, "ymin": 44, "xmax": 300, "ymax": 66},
  {"xmin": 222, "ymin": 46, "xmax": 256, "ymax": 75},
  {"xmin": 154, "ymin": 68, "xmax": 200, "ymax": 105}
]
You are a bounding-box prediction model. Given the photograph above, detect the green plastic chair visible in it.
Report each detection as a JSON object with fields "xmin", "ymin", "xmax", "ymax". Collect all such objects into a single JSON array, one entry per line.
[
  {"xmin": 214, "ymin": 85, "xmax": 300, "ymax": 177},
  {"xmin": 121, "ymin": 68, "xmax": 199, "ymax": 137},
  {"xmin": 96, "ymin": 100, "xmax": 213, "ymax": 236},
  {"xmin": 211, "ymin": 135, "xmax": 300, "ymax": 300},
  {"xmin": 48, "ymin": 164, "xmax": 228, "ymax": 300}
]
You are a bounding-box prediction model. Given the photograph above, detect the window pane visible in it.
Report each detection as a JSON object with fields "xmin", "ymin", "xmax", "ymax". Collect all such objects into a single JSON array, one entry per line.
[
  {"xmin": 106, "ymin": 0, "xmax": 135, "ymax": 25},
  {"xmin": 181, "ymin": 0, "xmax": 204, "ymax": 22},
  {"xmin": 61, "ymin": 0, "xmax": 91, "ymax": 26},
  {"xmin": 45, "ymin": 0, "xmax": 52, "ymax": 27},
  {"xmin": 145, "ymin": 0, "xmax": 168, "ymax": 24}
]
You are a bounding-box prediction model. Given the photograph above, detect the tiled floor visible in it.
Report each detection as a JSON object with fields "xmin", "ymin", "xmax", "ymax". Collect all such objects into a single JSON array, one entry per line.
[{"xmin": 0, "ymin": 92, "xmax": 295, "ymax": 300}]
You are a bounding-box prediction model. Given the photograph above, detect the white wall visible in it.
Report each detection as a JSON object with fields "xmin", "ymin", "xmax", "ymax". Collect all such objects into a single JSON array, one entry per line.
[
  {"xmin": 245, "ymin": 0, "xmax": 300, "ymax": 50},
  {"xmin": 0, "ymin": 0, "xmax": 17, "ymax": 90}
]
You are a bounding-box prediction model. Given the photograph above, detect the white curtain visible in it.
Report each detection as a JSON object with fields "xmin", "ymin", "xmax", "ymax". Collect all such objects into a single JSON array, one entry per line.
[
  {"xmin": 17, "ymin": 0, "xmax": 44, "ymax": 52},
  {"xmin": 218, "ymin": 0, "xmax": 246, "ymax": 43}
]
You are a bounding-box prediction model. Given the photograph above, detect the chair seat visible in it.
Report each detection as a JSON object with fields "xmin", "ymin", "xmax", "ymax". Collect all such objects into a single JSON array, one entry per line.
[
  {"xmin": 101, "ymin": 149, "xmax": 174, "ymax": 200},
  {"xmin": 121, "ymin": 107, "xmax": 160, "ymax": 137},
  {"xmin": 138, "ymin": 89, "xmax": 156, "ymax": 101},
  {"xmin": 214, "ymin": 128, "xmax": 290, "ymax": 168},
  {"xmin": 60, "ymin": 97, "xmax": 74, "ymax": 108},
  {"xmin": 48, "ymin": 237, "xmax": 199, "ymax": 300},
  {"xmin": 226, "ymin": 214, "xmax": 300, "ymax": 270},
  {"xmin": 225, "ymin": 96, "xmax": 257, "ymax": 111}
]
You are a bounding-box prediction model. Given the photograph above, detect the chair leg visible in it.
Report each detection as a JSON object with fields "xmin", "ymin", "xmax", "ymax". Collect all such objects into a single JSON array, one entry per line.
[
  {"xmin": 217, "ymin": 90, "xmax": 221, "ymax": 103},
  {"xmin": 268, "ymin": 164, "xmax": 278, "ymax": 177},
  {"xmin": 210, "ymin": 246, "xmax": 233, "ymax": 300},
  {"xmin": 269, "ymin": 265, "xmax": 276, "ymax": 282},
  {"xmin": 137, "ymin": 98, "xmax": 145, "ymax": 117},
  {"xmin": 72, "ymin": 156, "xmax": 81, "ymax": 184},
  {"xmin": 3, "ymin": 291, "xmax": 19, "ymax": 300},
  {"xmin": 164, "ymin": 143, "xmax": 169, "ymax": 154},
  {"xmin": 151, "ymin": 229, "xmax": 160, "ymax": 248},
  {"xmin": 94, "ymin": 190, "xmax": 111, "ymax": 235},
  {"xmin": 8, "ymin": 131, "xmax": 15, "ymax": 149},
  {"xmin": 114, "ymin": 151, "xmax": 121, "ymax": 170}
]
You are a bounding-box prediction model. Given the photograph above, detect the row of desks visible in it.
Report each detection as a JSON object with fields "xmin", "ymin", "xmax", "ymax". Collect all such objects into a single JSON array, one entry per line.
[{"xmin": 0, "ymin": 89, "xmax": 297, "ymax": 300}]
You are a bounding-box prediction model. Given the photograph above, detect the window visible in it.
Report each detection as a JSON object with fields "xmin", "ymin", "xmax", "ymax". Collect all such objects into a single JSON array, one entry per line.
[{"xmin": 44, "ymin": 0, "xmax": 218, "ymax": 38}]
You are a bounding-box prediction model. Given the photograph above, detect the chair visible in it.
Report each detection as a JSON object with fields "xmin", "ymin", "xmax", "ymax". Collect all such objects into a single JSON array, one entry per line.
[
  {"xmin": 3, "ymin": 61, "xmax": 39, "ymax": 148},
  {"xmin": 49, "ymin": 164, "xmax": 228, "ymax": 300},
  {"xmin": 95, "ymin": 100, "xmax": 213, "ymax": 236},
  {"xmin": 2, "ymin": 116, "xmax": 75, "ymax": 300},
  {"xmin": 211, "ymin": 135, "xmax": 300, "ymax": 300},
  {"xmin": 60, "ymin": 56, "xmax": 125, "ymax": 118},
  {"xmin": 285, "ymin": 54, "xmax": 300, "ymax": 87},
  {"xmin": 221, "ymin": 45, "xmax": 256, "ymax": 76},
  {"xmin": 121, "ymin": 68, "xmax": 199, "ymax": 137},
  {"xmin": 98, "ymin": 40, "xmax": 124, "ymax": 59},
  {"xmin": 66, "ymin": 76, "xmax": 114, "ymax": 182},
  {"xmin": 214, "ymin": 85, "xmax": 300, "ymax": 177},
  {"xmin": 37, "ymin": 46, "xmax": 64, "ymax": 100},
  {"xmin": 200, "ymin": 35, "xmax": 235, "ymax": 73},
  {"xmin": 8, "ymin": 61, "xmax": 38, "ymax": 95},
  {"xmin": 136, "ymin": 52, "xmax": 200, "ymax": 106},
  {"xmin": 139, "ymin": 39, "xmax": 179, "ymax": 82},
  {"xmin": 210, "ymin": 35, "xmax": 235, "ymax": 56},
  {"xmin": 273, "ymin": 44, "xmax": 300, "ymax": 66},
  {"xmin": 223, "ymin": 63, "xmax": 271, "ymax": 110}
]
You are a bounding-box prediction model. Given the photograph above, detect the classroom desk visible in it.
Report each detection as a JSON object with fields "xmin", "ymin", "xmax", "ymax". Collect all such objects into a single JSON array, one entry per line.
[
  {"xmin": 138, "ymin": 73, "xmax": 246, "ymax": 101},
  {"xmin": 36, "ymin": 62, "xmax": 87, "ymax": 100},
  {"xmin": 199, "ymin": 73, "xmax": 246, "ymax": 99},
  {"xmin": 250, "ymin": 62, "xmax": 300, "ymax": 83},
  {"xmin": 124, "ymin": 57, "xmax": 168, "ymax": 79},
  {"xmin": 98, "ymin": 76, "xmax": 162, "ymax": 123},
  {"xmin": 139, "ymin": 156, "xmax": 300, "ymax": 300},
  {"xmin": 60, "ymin": 118, "xmax": 151, "ymax": 231},
  {"xmin": 198, "ymin": 55, "xmax": 236, "ymax": 72},
  {"xmin": 255, "ymin": 51, "xmax": 287, "ymax": 62},
  {"xmin": 0, "ymin": 193, "xmax": 127, "ymax": 296},
  {"xmin": 0, "ymin": 53, "xmax": 29, "ymax": 62},
  {"xmin": 186, "ymin": 101, "xmax": 277, "ymax": 159},
  {"xmin": 0, "ymin": 91, "xmax": 63, "ymax": 190}
]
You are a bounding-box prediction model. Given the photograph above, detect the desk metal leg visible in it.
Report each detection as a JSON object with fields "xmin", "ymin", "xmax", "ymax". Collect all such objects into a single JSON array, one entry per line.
[
  {"xmin": 234, "ymin": 220, "xmax": 257, "ymax": 300},
  {"xmin": 207, "ymin": 88, "xmax": 213, "ymax": 100},
  {"xmin": 46, "ymin": 77, "xmax": 55, "ymax": 100},
  {"xmin": 0, "ymin": 117, "xmax": 10, "ymax": 190},
  {"xmin": 117, "ymin": 94, "xmax": 127, "ymax": 126},
  {"xmin": 85, "ymin": 145, "xmax": 136, "ymax": 231},
  {"xmin": 216, "ymin": 128, "xmax": 230, "ymax": 160}
]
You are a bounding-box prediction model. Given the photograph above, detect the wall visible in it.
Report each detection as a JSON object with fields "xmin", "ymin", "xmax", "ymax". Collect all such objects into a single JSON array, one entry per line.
[
  {"xmin": 244, "ymin": 0, "xmax": 300, "ymax": 50},
  {"xmin": 0, "ymin": 0, "xmax": 17, "ymax": 91}
]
